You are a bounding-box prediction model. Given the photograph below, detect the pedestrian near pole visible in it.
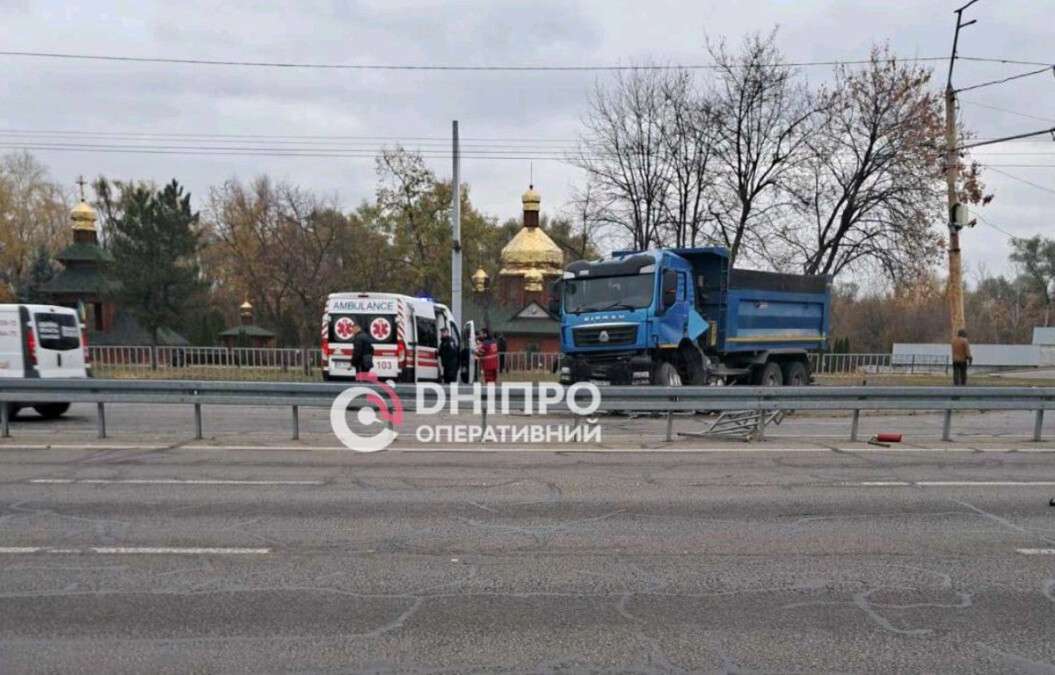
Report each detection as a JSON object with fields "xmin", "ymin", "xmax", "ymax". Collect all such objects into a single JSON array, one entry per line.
[{"xmin": 451, "ymin": 120, "xmax": 462, "ymax": 329}]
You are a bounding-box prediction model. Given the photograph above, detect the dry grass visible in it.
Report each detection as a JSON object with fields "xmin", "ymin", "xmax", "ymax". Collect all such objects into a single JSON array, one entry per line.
[{"xmin": 816, "ymin": 373, "xmax": 1055, "ymax": 387}]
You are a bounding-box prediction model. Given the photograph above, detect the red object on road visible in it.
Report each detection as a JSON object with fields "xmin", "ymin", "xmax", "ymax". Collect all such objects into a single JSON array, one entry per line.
[{"xmin": 874, "ymin": 433, "xmax": 903, "ymax": 443}]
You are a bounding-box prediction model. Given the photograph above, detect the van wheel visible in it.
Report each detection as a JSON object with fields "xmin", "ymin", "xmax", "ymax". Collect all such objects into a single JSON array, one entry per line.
[
  {"xmin": 782, "ymin": 361, "xmax": 808, "ymax": 386},
  {"xmin": 33, "ymin": 403, "xmax": 70, "ymax": 419},
  {"xmin": 652, "ymin": 361, "xmax": 682, "ymax": 387},
  {"xmin": 755, "ymin": 362, "xmax": 783, "ymax": 387}
]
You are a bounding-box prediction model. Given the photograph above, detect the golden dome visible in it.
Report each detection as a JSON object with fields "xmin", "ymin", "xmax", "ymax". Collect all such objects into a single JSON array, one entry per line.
[
  {"xmin": 521, "ymin": 185, "xmax": 541, "ymax": 212},
  {"xmin": 70, "ymin": 200, "xmax": 97, "ymax": 231},
  {"xmin": 471, "ymin": 267, "xmax": 490, "ymax": 292},
  {"xmin": 499, "ymin": 226, "xmax": 564, "ymax": 275},
  {"xmin": 523, "ymin": 269, "xmax": 545, "ymax": 292},
  {"xmin": 240, "ymin": 299, "xmax": 253, "ymax": 312}
]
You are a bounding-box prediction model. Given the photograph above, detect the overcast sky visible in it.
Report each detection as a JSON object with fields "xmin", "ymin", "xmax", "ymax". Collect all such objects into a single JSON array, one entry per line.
[{"xmin": 1, "ymin": 0, "xmax": 1052, "ymax": 280}]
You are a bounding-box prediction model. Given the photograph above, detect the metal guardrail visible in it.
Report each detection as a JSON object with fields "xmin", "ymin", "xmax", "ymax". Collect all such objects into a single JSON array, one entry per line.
[{"xmin": 2, "ymin": 379, "xmax": 1053, "ymax": 444}]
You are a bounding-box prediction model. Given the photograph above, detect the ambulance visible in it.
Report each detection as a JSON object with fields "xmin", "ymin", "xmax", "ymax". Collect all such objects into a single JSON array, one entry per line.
[{"xmin": 321, "ymin": 292, "xmax": 459, "ymax": 382}]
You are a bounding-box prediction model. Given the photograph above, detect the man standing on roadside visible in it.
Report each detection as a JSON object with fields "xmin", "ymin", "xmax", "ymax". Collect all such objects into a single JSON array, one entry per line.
[
  {"xmin": 350, "ymin": 322, "xmax": 374, "ymax": 380},
  {"xmin": 951, "ymin": 328, "xmax": 972, "ymax": 386},
  {"xmin": 438, "ymin": 328, "xmax": 459, "ymax": 383},
  {"xmin": 496, "ymin": 333, "xmax": 508, "ymax": 373}
]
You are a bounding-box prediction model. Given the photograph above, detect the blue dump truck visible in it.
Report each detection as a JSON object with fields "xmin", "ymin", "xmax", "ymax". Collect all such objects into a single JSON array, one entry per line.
[{"xmin": 552, "ymin": 247, "xmax": 831, "ymax": 387}]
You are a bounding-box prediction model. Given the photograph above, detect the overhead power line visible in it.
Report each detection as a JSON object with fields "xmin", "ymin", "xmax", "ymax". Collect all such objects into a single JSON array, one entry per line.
[
  {"xmin": 0, "ymin": 49, "xmax": 1018, "ymax": 72},
  {"xmin": 0, "ymin": 128, "xmax": 579, "ymax": 144},
  {"xmin": 955, "ymin": 65, "xmax": 1055, "ymax": 94},
  {"xmin": 985, "ymin": 166, "xmax": 1055, "ymax": 196},
  {"xmin": 960, "ymin": 99, "xmax": 1055, "ymax": 124}
]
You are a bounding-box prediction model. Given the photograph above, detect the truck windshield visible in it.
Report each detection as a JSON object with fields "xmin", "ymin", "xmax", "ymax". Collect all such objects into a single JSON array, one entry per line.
[{"xmin": 563, "ymin": 274, "xmax": 654, "ymax": 313}]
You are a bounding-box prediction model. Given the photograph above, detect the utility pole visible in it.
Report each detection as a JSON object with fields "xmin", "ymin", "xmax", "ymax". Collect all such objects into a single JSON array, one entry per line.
[
  {"xmin": 943, "ymin": 0, "xmax": 979, "ymax": 337},
  {"xmin": 451, "ymin": 120, "xmax": 462, "ymax": 329}
]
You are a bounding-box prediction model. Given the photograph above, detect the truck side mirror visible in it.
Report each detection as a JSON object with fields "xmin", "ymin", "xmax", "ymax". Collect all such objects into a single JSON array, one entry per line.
[
  {"xmin": 662, "ymin": 270, "xmax": 678, "ymax": 309},
  {"xmin": 548, "ymin": 280, "xmax": 562, "ymax": 315}
]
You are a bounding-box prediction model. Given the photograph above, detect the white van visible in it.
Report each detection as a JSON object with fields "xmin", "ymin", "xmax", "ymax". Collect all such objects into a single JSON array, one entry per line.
[
  {"xmin": 0, "ymin": 304, "xmax": 89, "ymax": 418},
  {"xmin": 321, "ymin": 293, "xmax": 459, "ymax": 382}
]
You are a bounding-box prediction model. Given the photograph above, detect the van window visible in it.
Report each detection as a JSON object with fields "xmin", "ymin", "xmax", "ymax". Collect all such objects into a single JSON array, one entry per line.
[
  {"xmin": 415, "ymin": 316, "xmax": 438, "ymax": 348},
  {"xmin": 34, "ymin": 312, "xmax": 81, "ymax": 351}
]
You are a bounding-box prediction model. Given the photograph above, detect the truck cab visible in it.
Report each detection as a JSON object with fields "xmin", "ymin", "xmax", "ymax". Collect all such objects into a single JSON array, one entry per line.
[{"xmin": 556, "ymin": 247, "xmax": 830, "ymax": 387}]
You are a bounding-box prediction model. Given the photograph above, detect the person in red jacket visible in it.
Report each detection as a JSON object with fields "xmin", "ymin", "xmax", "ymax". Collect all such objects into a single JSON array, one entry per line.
[{"xmin": 476, "ymin": 329, "xmax": 500, "ymax": 383}]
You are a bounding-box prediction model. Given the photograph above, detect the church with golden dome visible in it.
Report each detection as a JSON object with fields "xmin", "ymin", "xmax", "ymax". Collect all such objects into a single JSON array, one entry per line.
[
  {"xmin": 463, "ymin": 184, "xmax": 564, "ymax": 354},
  {"xmin": 39, "ymin": 181, "xmax": 188, "ymax": 346}
]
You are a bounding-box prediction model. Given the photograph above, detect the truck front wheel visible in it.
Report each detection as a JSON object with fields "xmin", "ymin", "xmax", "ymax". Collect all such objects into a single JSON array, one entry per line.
[{"xmin": 652, "ymin": 361, "xmax": 682, "ymax": 387}]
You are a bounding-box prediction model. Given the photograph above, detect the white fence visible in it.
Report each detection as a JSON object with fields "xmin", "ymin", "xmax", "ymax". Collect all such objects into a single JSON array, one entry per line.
[
  {"xmin": 89, "ymin": 346, "xmax": 560, "ymax": 380},
  {"xmin": 88, "ymin": 346, "xmax": 964, "ymax": 381}
]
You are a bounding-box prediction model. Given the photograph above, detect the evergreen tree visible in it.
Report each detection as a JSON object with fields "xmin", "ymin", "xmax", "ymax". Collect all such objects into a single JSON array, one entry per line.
[
  {"xmin": 108, "ymin": 180, "xmax": 204, "ymax": 345},
  {"xmin": 24, "ymin": 245, "xmax": 55, "ymax": 302}
]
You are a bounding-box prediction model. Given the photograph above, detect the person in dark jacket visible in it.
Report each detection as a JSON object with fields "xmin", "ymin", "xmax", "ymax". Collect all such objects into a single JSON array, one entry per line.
[
  {"xmin": 350, "ymin": 322, "xmax": 374, "ymax": 377},
  {"xmin": 951, "ymin": 328, "xmax": 972, "ymax": 386},
  {"xmin": 496, "ymin": 333, "xmax": 508, "ymax": 373},
  {"xmin": 438, "ymin": 329, "xmax": 459, "ymax": 383}
]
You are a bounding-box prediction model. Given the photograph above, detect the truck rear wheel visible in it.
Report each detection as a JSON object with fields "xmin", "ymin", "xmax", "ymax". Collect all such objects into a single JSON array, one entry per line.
[
  {"xmin": 755, "ymin": 362, "xmax": 783, "ymax": 387},
  {"xmin": 782, "ymin": 361, "xmax": 808, "ymax": 386},
  {"xmin": 652, "ymin": 361, "xmax": 682, "ymax": 387}
]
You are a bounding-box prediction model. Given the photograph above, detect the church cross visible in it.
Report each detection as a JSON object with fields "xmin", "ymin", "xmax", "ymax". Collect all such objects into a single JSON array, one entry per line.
[{"xmin": 75, "ymin": 175, "xmax": 87, "ymax": 201}]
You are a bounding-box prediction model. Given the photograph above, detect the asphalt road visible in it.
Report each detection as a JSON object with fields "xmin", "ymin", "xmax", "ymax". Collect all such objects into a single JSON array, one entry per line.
[{"xmin": 0, "ymin": 443, "xmax": 1054, "ymax": 673}]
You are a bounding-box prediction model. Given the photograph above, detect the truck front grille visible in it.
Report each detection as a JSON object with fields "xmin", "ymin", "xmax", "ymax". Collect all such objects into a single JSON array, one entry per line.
[{"xmin": 573, "ymin": 324, "xmax": 637, "ymax": 347}]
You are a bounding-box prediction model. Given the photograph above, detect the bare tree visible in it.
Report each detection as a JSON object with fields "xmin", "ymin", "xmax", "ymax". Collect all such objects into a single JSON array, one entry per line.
[
  {"xmin": 564, "ymin": 182, "xmax": 613, "ymax": 260},
  {"xmin": 0, "ymin": 152, "xmax": 69, "ymax": 300},
  {"xmin": 705, "ymin": 31, "xmax": 818, "ymax": 265},
  {"xmin": 776, "ymin": 47, "xmax": 947, "ymax": 282},
  {"xmin": 658, "ymin": 70, "xmax": 718, "ymax": 247},
  {"xmin": 574, "ymin": 67, "xmax": 674, "ymax": 250},
  {"xmin": 204, "ymin": 177, "xmax": 346, "ymax": 344}
]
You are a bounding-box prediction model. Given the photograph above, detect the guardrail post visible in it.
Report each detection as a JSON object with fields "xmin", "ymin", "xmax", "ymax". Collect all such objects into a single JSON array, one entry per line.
[
  {"xmin": 194, "ymin": 404, "xmax": 203, "ymax": 440},
  {"xmin": 1033, "ymin": 409, "xmax": 1044, "ymax": 442},
  {"xmin": 942, "ymin": 409, "xmax": 952, "ymax": 442},
  {"xmin": 1, "ymin": 403, "xmax": 9, "ymax": 438},
  {"xmin": 96, "ymin": 402, "xmax": 107, "ymax": 439},
  {"xmin": 850, "ymin": 409, "xmax": 860, "ymax": 442},
  {"xmin": 665, "ymin": 411, "xmax": 674, "ymax": 442},
  {"xmin": 755, "ymin": 409, "xmax": 766, "ymax": 441},
  {"xmin": 291, "ymin": 405, "xmax": 300, "ymax": 440}
]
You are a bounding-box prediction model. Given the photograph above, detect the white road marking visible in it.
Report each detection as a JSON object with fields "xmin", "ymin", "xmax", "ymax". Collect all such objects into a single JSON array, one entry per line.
[
  {"xmin": 90, "ymin": 547, "xmax": 271, "ymax": 555},
  {"xmin": 852, "ymin": 481, "xmax": 1055, "ymax": 487},
  {"xmin": 0, "ymin": 546, "xmax": 270, "ymax": 555},
  {"xmin": 29, "ymin": 478, "xmax": 324, "ymax": 486},
  {"xmin": 1017, "ymin": 549, "xmax": 1055, "ymax": 555}
]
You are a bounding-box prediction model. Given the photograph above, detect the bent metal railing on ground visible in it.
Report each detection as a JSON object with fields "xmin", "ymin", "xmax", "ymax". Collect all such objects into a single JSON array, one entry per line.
[{"xmin": 1, "ymin": 380, "xmax": 1052, "ymax": 444}]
